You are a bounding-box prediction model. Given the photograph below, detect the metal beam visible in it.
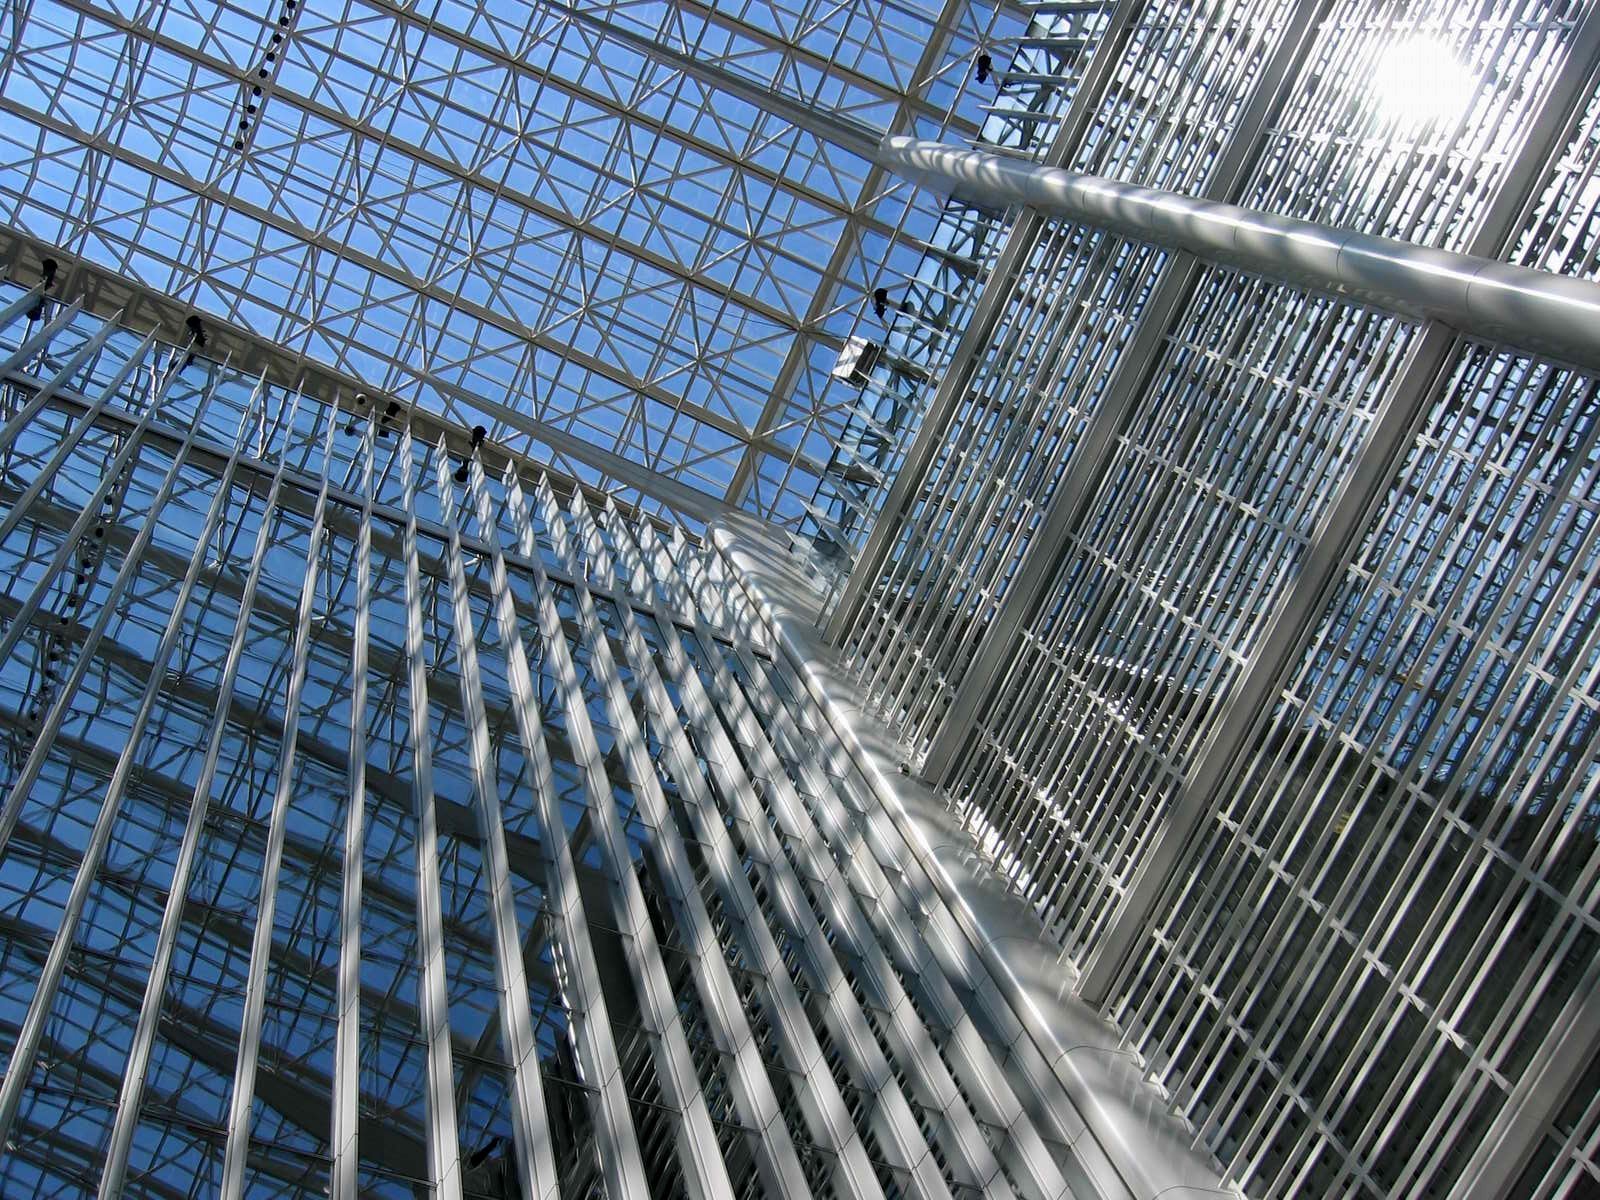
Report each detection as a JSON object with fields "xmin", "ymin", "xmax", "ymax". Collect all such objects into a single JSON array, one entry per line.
[
  {"xmin": 0, "ymin": 225, "xmax": 735, "ymax": 525},
  {"xmin": 1070, "ymin": 0, "xmax": 1600, "ymax": 1005},
  {"xmin": 873, "ymin": 133, "xmax": 1600, "ymax": 375},
  {"xmin": 920, "ymin": 0, "xmax": 1331, "ymax": 780}
]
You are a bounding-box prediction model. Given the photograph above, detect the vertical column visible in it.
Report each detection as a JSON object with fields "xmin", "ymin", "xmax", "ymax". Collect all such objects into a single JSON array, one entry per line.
[
  {"xmin": 396, "ymin": 428, "xmax": 466, "ymax": 1200},
  {"xmin": 97, "ymin": 387, "xmax": 305, "ymax": 1199},
  {"xmin": 614, "ymin": 517, "xmax": 959, "ymax": 1200},
  {"xmin": 0, "ymin": 344, "xmax": 186, "ymax": 676},
  {"xmin": 0, "ymin": 373, "xmax": 255, "ymax": 1149},
  {"xmin": 330, "ymin": 409, "xmax": 374, "ymax": 1199},
  {"xmin": 0, "ymin": 329, "xmax": 159, "ymax": 550},
  {"xmin": 487, "ymin": 469, "xmax": 737, "ymax": 1200},
  {"xmin": 599, "ymin": 503, "xmax": 891, "ymax": 1200},
  {"xmin": 554, "ymin": 488, "xmax": 815, "ymax": 1200},
  {"xmin": 435, "ymin": 443, "xmax": 622, "ymax": 1200},
  {"xmin": 221, "ymin": 408, "xmax": 341, "ymax": 1200}
]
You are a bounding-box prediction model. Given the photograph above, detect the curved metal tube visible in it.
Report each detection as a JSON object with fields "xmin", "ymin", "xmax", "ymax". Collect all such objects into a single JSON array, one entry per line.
[{"xmin": 877, "ymin": 134, "xmax": 1600, "ymax": 373}]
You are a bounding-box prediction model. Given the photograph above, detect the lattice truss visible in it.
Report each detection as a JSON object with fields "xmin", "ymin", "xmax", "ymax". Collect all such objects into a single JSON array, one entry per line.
[{"xmin": 0, "ymin": 0, "xmax": 1016, "ymax": 526}]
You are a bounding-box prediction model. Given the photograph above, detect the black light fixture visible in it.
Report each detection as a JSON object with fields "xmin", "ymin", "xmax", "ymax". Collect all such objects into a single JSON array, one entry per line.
[
  {"xmin": 873, "ymin": 287, "xmax": 889, "ymax": 319},
  {"xmin": 975, "ymin": 52, "xmax": 992, "ymax": 84},
  {"xmin": 27, "ymin": 259, "xmax": 57, "ymax": 321}
]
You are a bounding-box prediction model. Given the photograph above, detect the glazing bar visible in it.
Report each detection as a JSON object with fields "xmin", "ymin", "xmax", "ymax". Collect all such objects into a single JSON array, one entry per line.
[
  {"xmin": 220, "ymin": 407, "xmax": 341, "ymax": 1200},
  {"xmin": 0, "ymin": 372, "xmax": 255, "ymax": 1149},
  {"xmin": 397, "ymin": 428, "xmax": 466, "ymax": 1200},
  {"xmin": 96, "ymin": 385, "xmax": 305, "ymax": 1199}
]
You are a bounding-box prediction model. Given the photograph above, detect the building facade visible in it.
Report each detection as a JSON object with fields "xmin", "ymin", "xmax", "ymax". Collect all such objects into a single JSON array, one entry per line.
[
  {"xmin": 0, "ymin": 0, "xmax": 1597, "ymax": 1196},
  {"xmin": 0, "ymin": 296, "xmax": 1212, "ymax": 1199},
  {"xmin": 823, "ymin": 1, "xmax": 1600, "ymax": 1197}
]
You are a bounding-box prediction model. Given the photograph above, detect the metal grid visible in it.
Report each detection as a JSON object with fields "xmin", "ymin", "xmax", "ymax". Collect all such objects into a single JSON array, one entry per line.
[
  {"xmin": 823, "ymin": 0, "xmax": 1600, "ymax": 1195},
  {"xmin": 0, "ymin": 0, "xmax": 1011, "ymax": 529},
  {"xmin": 945, "ymin": 278, "xmax": 1415, "ymax": 958},
  {"xmin": 0, "ymin": 292, "xmax": 1107, "ymax": 1198},
  {"xmin": 795, "ymin": 1, "xmax": 1120, "ymax": 574},
  {"xmin": 834, "ymin": 0, "xmax": 1303, "ymax": 751},
  {"xmin": 1114, "ymin": 341, "xmax": 1600, "ymax": 1197}
]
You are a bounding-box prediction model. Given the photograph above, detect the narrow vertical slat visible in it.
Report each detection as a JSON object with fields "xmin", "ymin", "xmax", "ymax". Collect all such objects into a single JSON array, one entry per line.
[
  {"xmin": 96, "ymin": 386, "xmax": 306, "ymax": 1199},
  {"xmin": 330, "ymin": 410, "xmax": 375, "ymax": 1199},
  {"xmin": 397, "ymin": 428, "xmax": 466, "ymax": 1200},
  {"xmin": 0, "ymin": 372, "xmax": 257, "ymax": 1149},
  {"xmin": 430, "ymin": 442, "xmax": 563, "ymax": 1200},
  {"xmin": 220, "ymin": 406, "xmax": 342, "ymax": 1200}
]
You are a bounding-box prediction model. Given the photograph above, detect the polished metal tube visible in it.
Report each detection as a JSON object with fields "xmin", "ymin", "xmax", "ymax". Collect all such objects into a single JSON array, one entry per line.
[{"xmin": 875, "ymin": 134, "xmax": 1600, "ymax": 372}]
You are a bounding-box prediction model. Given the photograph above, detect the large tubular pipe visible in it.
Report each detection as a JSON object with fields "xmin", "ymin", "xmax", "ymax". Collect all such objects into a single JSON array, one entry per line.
[{"xmin": 875, "ymin": 134, "xmax": 1600, "ymax": 374}]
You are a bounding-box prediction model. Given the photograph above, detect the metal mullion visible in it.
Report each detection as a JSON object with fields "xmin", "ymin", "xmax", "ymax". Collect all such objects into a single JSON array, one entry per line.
[
  {"xmin": 1068, "ymin": 320, "xmax": 1463, "ymax": 1004},
  {"xmin": 891, "ymin": 237, "xmax": 1132, "ymax": 738},
  {"xmin": 0, "ymin": 300, "xmax": 115, "ymax": 459},
  {"xmin": 1194, "ymin": 358, "xmax": 1598, "ymax": 1171},
  {"xmin": 730, "ymin": 640, "xmax": 1071, "ymax": 1200},
  {"xmin": 395, "ymin": 428, "xmax": 467, "ymax": 1200},
  {"xmin": 846, "ymin": 224, "xmax": 1068, "ymax": 678},
  {"xmin": 0, "ymin": 282, "xmax": 48, "ymax": 335},
  {"xmin": 330, "ymin": 411, "xmax": 375, "ymax": 1200},
  {"xmin": 624, "ymin": 524, "xmax": 961, "ymax": 1200},
  {"xmin": 0, "ymin": 367, "xmax": 254, "ymax": 1152},
  {"xmin": 755, "ymin": 640, "xmax": 1081, "ymax": 1145},
  {"xmin": 219, "ymin": 405, "xmax": 341, "ymax": 1200},
  {"xmin": 0, "ymin": 297, "xmax": 82, "ymax": 382},
  {"xmin": 7, "ymin": 363, "xmax": 698, "ymax": 624},
  {"xmin": 1122, "ymin": 705, "xmax": 1329, "ymax": 1085},
  {"xmin": 0, "ymin": 328, "xmax": 158, "ymax": 551},
  {"xmin": 556, "ymin": 492, "xmax": 815, "ymax": 1200},
  {"xmin": 1263, "ymin": 384, "xmax": 1600, "ymax": 1180},
  {"xmin": 854, "ymin": 224, "xmax": 1076, "ymax": 640},
  {"xmin": 706, "ymin": 641, "xmax": 1017, "ymax": 1198},
  {"xmin": 95, "ymin": 383, "xmax": 306, "ymax": 1199},
  {"xmin": 420, "ymin": 446, "xmax": 558, "ymax": 1199},
  {"xmin": 492, "ymin": 467, "xmax": 736, "ymax": 1200},
  {"xmin": 856, "ymin": 224, "xmax": 1083, "ymax": 696},
  {"xmin": 602, "ymin": 507, "xmax": 896, "ymax": 1200},
  {"xmin": 433, "ymin": 446, "xmax": 641, "ymax": 1200},
  {"xmin": 923, "ymin": 241, "xmax": 1147, "ymax": 680},
  {"xmin": 826, "ymin": 0, "xmax": 1149, "ymax": 640},
  {"xmin": 0, "ymin": 352, "xmax": 221, "ymax": 843}
]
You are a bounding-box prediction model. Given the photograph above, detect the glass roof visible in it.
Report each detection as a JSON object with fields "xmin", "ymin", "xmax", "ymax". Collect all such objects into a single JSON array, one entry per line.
[{"xmin": 0, "ymin": 0, "xmax": 1022, "ymax": 527}]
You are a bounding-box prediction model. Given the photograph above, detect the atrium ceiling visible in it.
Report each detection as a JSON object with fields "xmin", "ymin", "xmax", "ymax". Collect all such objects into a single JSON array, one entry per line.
[{"xmin": 0, "ymin": 0, "xmax": 1017, "ymax": 526}]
